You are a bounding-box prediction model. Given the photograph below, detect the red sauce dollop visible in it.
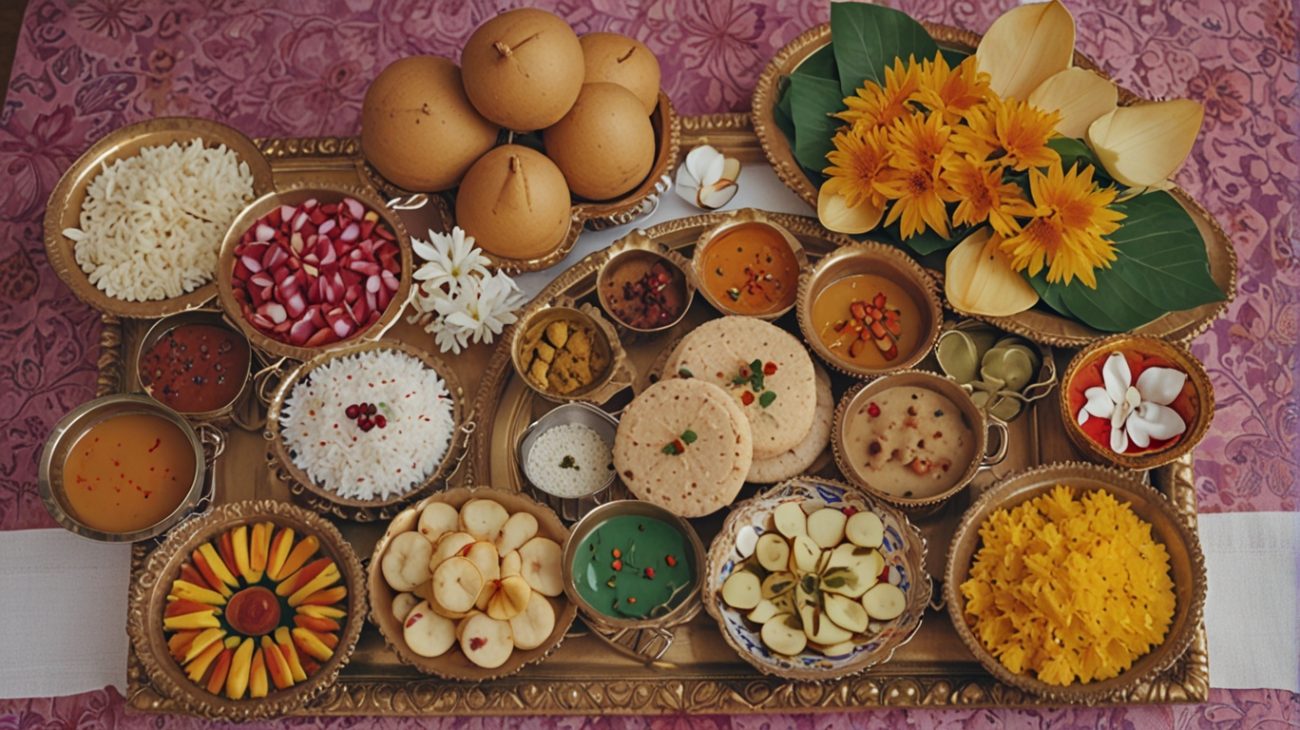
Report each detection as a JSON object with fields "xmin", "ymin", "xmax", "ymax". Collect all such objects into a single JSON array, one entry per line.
[{"xmin": 225, "ymin": 586, "xmax": 281, "ymax": 636}]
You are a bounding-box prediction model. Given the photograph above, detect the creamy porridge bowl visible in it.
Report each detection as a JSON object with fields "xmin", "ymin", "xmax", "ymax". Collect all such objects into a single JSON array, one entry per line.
[{"xmin": 832, "ymin": 371, "xmax": 1008, "ymax": 511}]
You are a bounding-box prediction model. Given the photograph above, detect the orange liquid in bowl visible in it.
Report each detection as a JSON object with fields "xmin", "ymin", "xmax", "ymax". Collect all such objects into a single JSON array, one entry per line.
[{"xmin": 61, "ymin": 412, "xmax": 197, "ymax": 533}]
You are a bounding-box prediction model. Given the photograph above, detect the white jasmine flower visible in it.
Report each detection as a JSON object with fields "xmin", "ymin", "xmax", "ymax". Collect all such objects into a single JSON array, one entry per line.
[
  {"xmin": 1077, "ymin": 352, "xmax": 1188, "ymax": 453},
  {"xmin": 411, "ymin": 226, "xmax": 490, "ymax": 293}
]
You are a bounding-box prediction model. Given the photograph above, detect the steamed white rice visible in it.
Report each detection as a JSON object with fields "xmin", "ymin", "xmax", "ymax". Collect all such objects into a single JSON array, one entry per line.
[
  {"xmin": 281, "ymin": 349, "xmax": 455, "ymax": 500},
  {"xmin": 524, "ymin": 423, "xmax": 614, "ymax": 498},
  {"xmin": 64, "ymin": 138, "xmax": 255, "ymax": 302}
]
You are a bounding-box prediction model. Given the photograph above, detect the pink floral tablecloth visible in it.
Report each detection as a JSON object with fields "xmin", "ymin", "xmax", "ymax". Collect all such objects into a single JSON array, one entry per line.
[{"xmin": 1, "ymin": 0, "xmax": 1295, "ymax": 726}]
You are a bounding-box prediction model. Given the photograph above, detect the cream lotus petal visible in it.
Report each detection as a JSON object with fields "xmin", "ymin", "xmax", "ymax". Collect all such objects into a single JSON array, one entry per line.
[
  {"xmin": 685, "ymin": 145, "xmax": 725, "ymax": 184},
  {"xmin": 944, "ymin": 229, "xmax": 1040, "ymax": 317},
  {"xmin": 1135, "ymin": 366, "xmax": 1188, "ymax": 406},
  {"xmin": 1086, "ymin": 100, "xmax": 1205, "ymax": 188},
  {"xmin": 1110, "ymin": 422, "xmax": 1129, "ymax": 453},
  {"xmin": 1027, "ymin": 67, "xmax": 1118, "ymax": 138},
  {"xmin": 1082, "ymin": 386, "xmax": 1116, "ymax": 420},
  {"xmin": 976, "ymin": 0, "xmax": 1076, "ymax": 101},
  {"xmin": 698, "ymin": 179, "xmax": 739, "ymax": 209},
  {"xmin": 1101, "ymin": 352, "xmax": 1132, "ymax": 405},
  {"xmin": 1126, "ymin": 402, "xmax": 1186, "ymax": 448},
  {"xmin": 817, "ymin": 186, "xmax": 883, "ymax": 234}
]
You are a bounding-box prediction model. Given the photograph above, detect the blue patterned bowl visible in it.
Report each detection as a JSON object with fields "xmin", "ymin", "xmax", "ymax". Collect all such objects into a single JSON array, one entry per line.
[{"xmin": 704, "ymin": 476, "xmax": 931, "ymax": 680}]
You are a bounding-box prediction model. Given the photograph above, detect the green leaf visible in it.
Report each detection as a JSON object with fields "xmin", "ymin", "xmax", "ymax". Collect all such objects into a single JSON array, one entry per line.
[
  {"xmin": 795, "ymin": 42, "xmax": 839, "ymax": 81},
  {"xmin": 940, "ymin": 47, "xmax": 971, "ymax": 67},
  {"xmin": 774, "ymin": 80, "xmax": 796, "ymax": 142},
  {"xmin": 789, "ymin": 73, "xmax": 844, "ymax": 173},
  {"xmin": 830, "ymin": 2, "xmax": 939, "ymax": 98},
  {"xmin": 681, "ymin": 430, "xmax": 698, "ymax": 445},
  {"xmin": 759, "ymin": 391, "xmax": 778, "ymax": 408},
  {"xmin": 1047, "ymin": 137, "xmax": 1102, "ymax": 175},
  {"xmin": 878, "ymin": 221, "xmax": 972, "ymax": 256}
]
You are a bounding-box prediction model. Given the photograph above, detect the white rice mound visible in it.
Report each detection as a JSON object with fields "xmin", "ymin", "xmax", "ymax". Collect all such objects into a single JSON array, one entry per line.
[
  {"xmin": 524, "ymin": 423, "xmax": 614, "ymax": 498},
  {"xmin": 63, "ymin": 139, "xmax": 255, "ymax": 302},
  {"xmin": 281, "ymin": 349, "xmax": 455, "ymax": 501}
]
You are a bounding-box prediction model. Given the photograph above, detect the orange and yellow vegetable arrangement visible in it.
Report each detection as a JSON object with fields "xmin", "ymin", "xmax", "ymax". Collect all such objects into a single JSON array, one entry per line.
[
  {"xmin": 959, "ymin": 486, "xmax": 1175, "ymax": 686},
  {"xmin": 163, "ymin": 523, "xmax": 347, "ymax": 699}
]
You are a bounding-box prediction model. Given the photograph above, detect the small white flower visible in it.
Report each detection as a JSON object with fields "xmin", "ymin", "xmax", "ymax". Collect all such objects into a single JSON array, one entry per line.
[
  {"xmin": 411, "ymin": 226, "xmax": 490, "ymax": 294},
  {"xmin": 675, "ymin": 145, "xmax": 741, "ymax": 210},
  {"xmin": 1077, "ymin": 352, "xmax": 1188, "ymax": 453},
  {"xmin": 429, "ymin": 314, "xmax": 470, "ymax": 355}
]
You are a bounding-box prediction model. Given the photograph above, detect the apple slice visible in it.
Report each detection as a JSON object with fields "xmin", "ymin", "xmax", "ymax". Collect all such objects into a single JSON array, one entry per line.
[
  {"xmin": 431, "ymin": 556, "xmax": 484, "ymax": 614},
  {"xmin": 761, "ymin": 571, "xmax": 796, "ymax": 600},
  {"xmin": 806, "ymin": 508, "xmax": 848, "ymax": 549},
  {"xmin": 430, "ymin": 531, "xmax": 476, "ymax": 569},
  {"xmin": 846, "ymin": 511, "xmax": 885, "ymax": 549},
  {"xmin": 391, "ymin": 592, "xmax": 419, "ymax": 623},
  {"xmin": 495, "ymin": 512, "xmax": 539, "ymax": 554},
  {"xmin": 381, "ymin": 531, "xmax": 433, "ymax": 592},
  {"xmin": 459, "ymin": 499, "xmax": 510, "ymax": 542},
  {"xmin": 825, "ymin": 544, "xmax": 880, "ymax": 598},
  {"xmin": 789, "ymin": 535, "xmax": 820, "ymax": 575},
  {"xmin": 747, "ymin": 598, "xmax": 783, "ymax": 624},
  {"xmin": 862, "ymin": 582, "xmax": 906, "ymax": 621},
  {"xmin": 720, "ymin": 570, "xmax": 761, "ymax": 610},
  {"xmin": 456, "ymin": 610, "xmax": 485, "ymax": 642},
  {"xmin": 402, "ymin": 600, "xmax": 456, "ymax": 658},
  {"xmin": 417, "ymin": 502, "xmax": 460, "ymax": 545},
  {"xmin": 509, "ymin": 591, "xmax": 556, "ymax": 650},
  {"xmin": 500, "ymin": 549, "xmax": 522, "ymax": 578},
  {"xmin": 754, "ymin": 532, "xmax": 791, "ymax": 572},
  {"xmin": 458, "ymin": 612, "xmax": 515, "ymax": 669},
  {"xmin": 773, "ymin": 502, "xmax": 807, "ymax": 539},
  {"xmin": 518, "ymin": 537, "xmax": 564, "ymax": 597},
  {"xmin": 823, "ymin": 593, "xmax": 869, "ymax": 633},
  {"xmin": 465, "ymin": 542, "xmax": 501, "ymax": 610},
  {"xmin": 810, "ymin": 640, "xmax": 856, "ymax": 657},
  {"xmin": 760, "ymin": 613, "xmax": 807, "ymax": 656},
  {"xmin": 799, "ymin": 602, "xmax": 853, "ymax": 645},
  {"xmin": 819, "ymin": 566, "xmax": 861, "ymax": 598},
  {"xmin": 485, "ymin": 575, "xmax": 532, "ymax": 621}
]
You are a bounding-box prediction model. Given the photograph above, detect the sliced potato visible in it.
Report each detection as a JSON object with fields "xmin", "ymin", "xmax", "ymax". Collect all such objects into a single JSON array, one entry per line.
[
  {"xmin": 810, "ymin": 640, "xmax": 856, "ymax": 657},
  {"xmin": 845, "ymin": 511, "xmax": 884, "ymax": 548},
  {"xmin": 755, "ymin": 533, "xmax": 791, "ymax": 573},
  {"xmin": 826, "ymin": 544, "xmax": 880, "ymax": 598},
  {"xmin": 467, "ymin": 542, "xmax": 502, "ymax": 610},
  {"xmin": 382, "ymin": 531, "xmax": 433, "ymax": 592},
  {"xmin": 799, "ymin": 603, "xmax": 854, "ymax": 645},
  {"xmin": 417, "ymin": 502, "xmax": 460, "ymax": 545},
  {"xmin": 789, "ymin": 535, "xmax": 820, "ymax": 575},
  {"xmin": 495, "ymin": 512, "xmax": 539, "ymax": 554},
  {"xmin": 760, "ymin": 613, "xmax": 808, "ymax": 656},
  {"xmin": 761, "ymin": 571, "xmax": 796, "ymax": 599},
  {"xmin": 806, "ymin": 508, "xmax": 848, "ymax": 549},
  {"xmin": 460, "ymin": 499, "xmax": 511, "ymax": 542},
  {"xmin": 819, "ymin": 565, "xmax": 861, "ymax": 598},
  {"xmin": 773, "ymin": 502, "xmax": 807, "ymax": 539},
  {"xmin": 823, "ymin": 593, "xmax": 869, "ymax": 633},
  {"xmin": 862, "ymin": 582, "xmax": 906, "ymax": 621},
  {"xmin": 720, "ymin": 570, "xmax": 762, "ymax": 610}
]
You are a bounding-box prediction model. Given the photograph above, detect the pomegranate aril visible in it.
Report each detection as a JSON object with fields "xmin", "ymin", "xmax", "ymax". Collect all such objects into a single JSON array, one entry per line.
[
  {"xmin": 345, "ymin": 404, "xmax": 360, "ymax": 419},
  {"xmin": 303, "ymin": 252, "xmax": 320, "ymax": 266},
  {"xmin": 272, "ymin": 318, "xmax": 293, "ymax": 334},
  {"xmin": 375, "ymin": 415, "xmax": 387, "ymax": 429},
  {"xmin": 265, "ymin": 245, "xmax": 289, "ymax": 270},
  {"xmin": 381, "ymin": 269, "xmax": 399, "ymax": 292},
  {"xmin": 279, "ymin": 205, "xmax": 296, "ymax": 221},
  {"xmin": 293, "ymin": 211, "xmax": 308, "ymax": 231},
  {"xmin": 262, "ymin": 302, "xmax": 287, "ymax": 324},
  {"xmin": 240, "ymin": 255, "xmax": 263, "ymax": 273},
  {"xmin": 303, "ymin": 198, "xmax": 318, "ymax": 209},
  {"xmin": 250, "ymin": 272, "xmax": 273, "ymax": 289},
  {"xmin": 254, "ymin": 223, "xmax": 275, "ymax": 242},
  {"xmin": 250, "ymin": 313, "xmax": 274, "ymax": 330},
  {"xmin": 366, "ymin": 275, "xmax": 381, "ymax": 294},
  {"xmin": 309, "ymin": 209, "xmax": 326, "ymax": 225},
  {"xmin": 343, "ymin": 198, "xmax": 364, "ymax": 219},
  {"xmin": 339, "ymin": 223, "xmax": 360, "ymax": 242},
  {"xmin": 365, "ymin": 290, "xmax": 378, "ymax": 313},
  {"xmin": 320, "ymin": 244, "xmax": 337, "ymax": 266},
  {"xmin": 344, "ymin": 284, "xmax": 362, "ymax": 304},
  {"xmin": 332, "ymin": 318, "xmax": 353, "ymax": 339},
  {"xmin": 350, "ymin": 260, "xmax": 381, "ymax": 276},
  {"xmin": 286, "ymin": 292, "xmax": 307, "ymax": 317},
  {"xmin": 374, "ymin": 224, "xmax": 396, "ymax": 241},
  {"xmin": 375, "ymin": 284, "xmax": 391, "ymax": 313},
  {"xmin": 304, "ymin": 326, "xmax": 336, "ymax": 348},
  {"xmin": 359, "ymin": 419, "xmax": 374, "ymax": 432},
  {"xmin": 359, "ymin": 220, "xmax": 375, "ymax": 238}
]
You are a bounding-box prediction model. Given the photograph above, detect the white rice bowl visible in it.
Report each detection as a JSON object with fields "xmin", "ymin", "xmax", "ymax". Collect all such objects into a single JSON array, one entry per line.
[
  {"xmin": 64, "ymin": 138, "xmax": 255, "ymax": 302},
  {"xmin": 281, "ymin": 348, "xmax": 455, "ymax": 501}
]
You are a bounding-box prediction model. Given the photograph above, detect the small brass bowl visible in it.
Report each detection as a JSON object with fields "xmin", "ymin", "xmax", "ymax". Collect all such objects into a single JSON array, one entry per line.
[
  {"xmin": 1059, "ymin": 335, "xmax": 1213, "ymax": 470},
  {"xmin": 704, "ymin": 477, "xmax": 930, "ymax": 681},
  {"xmin": 935, "ymin": 319, "xmax": 1058, "ymax": 423},
  {"xmin": 127, "ymin": 500, "xmax": 366, "ymax": 720},
  {"xmin": 833, "ymin": 371, "xmax": 1008, "ymax": 512},
  {"xmin": 510, "ymin": 302, "xmax": 636, "ymax": 405},
  {"xmin": 562, "ymin": 500, "xmax": 706, "ymax": 662},
  {"xmin": 796, "ymin": 242, "xmax": 942, "ymax": 379},
  {"xmin": 517, "ymin": 402, "xmax": 619, "ymax": 502},
  {"xmin": 265, "ymin": 340, "xmax": 468, "ymax": 517},
  {"xmin": 369, "ymin": 486, "xmax": 579, "ymax": 681},
  {"xmin": 596, "ymin": 232, "xmax": 695, "ymax": 335},
  {"xmin": 215, "ymin": 182, "xmax": 414, "ymax": 362},
  {"xmin": 43, "ymin": 116, "xmax": 274, "ymax": 319},
  {"xmin": 135, "ymin": 309, "xmax": 255, "ymax": 426},
  {"xmin": 691, "ymin": 208, "xmax": 808, "ymax": 320},
  {"xmin": 944, "ymin": 461, "xmax": 1207, "ymax": 703},
  {"xmin": 38, "ymin": 394, "xmax": 210, "ymax": 543}
]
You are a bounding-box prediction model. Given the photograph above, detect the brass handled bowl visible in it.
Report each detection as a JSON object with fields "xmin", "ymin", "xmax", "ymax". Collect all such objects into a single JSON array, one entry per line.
[{"xmin": 135, "ymin": 308, "xmax": 260, "ymax": 429}]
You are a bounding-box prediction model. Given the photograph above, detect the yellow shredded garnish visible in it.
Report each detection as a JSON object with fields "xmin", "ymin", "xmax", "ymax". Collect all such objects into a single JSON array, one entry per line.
[{"xmin": 960, "ymin": 485, "xmax": 1176, "ymax": 686}]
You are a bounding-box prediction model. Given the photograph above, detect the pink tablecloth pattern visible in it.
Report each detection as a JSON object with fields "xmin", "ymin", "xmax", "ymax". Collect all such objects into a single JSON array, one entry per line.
[{"xmin": 0, "ymin": 0, "xmax": 1294, "ymax": 726}]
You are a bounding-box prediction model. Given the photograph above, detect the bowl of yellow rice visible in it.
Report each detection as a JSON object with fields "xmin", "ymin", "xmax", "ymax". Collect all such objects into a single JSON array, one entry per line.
[{"xmin": 944, "ymin": 461, "xmax": 1206, "ymax": 703}]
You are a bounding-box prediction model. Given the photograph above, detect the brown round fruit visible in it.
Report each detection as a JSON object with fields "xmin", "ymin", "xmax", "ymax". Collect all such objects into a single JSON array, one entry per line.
[
  {"xmin": 579, "ymin": 32, "xmax": 661, "ymax": 114},
  {"xmin": 361, "ymin": 56, "xmax": 500, "ymax": 192},
  {"xmin": 542, "ymin": 82, "xmax": 656, "ymax": 201},
  {"xmin": 455, "ymin": 145, "xmax": 572, "ymax": 260},
  {"xmin": 461, "ymin": 8, "xmax": 585, "ymax": 132}
]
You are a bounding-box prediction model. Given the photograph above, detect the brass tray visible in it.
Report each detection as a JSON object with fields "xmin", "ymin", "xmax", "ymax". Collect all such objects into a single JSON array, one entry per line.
[{"xmin": 112, "ymin": 120, "xmax": 1208, "ymax": 716}]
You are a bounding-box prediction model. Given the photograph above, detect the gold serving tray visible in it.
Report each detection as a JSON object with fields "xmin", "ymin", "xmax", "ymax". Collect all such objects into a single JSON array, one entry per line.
[{"xmin": 114, "ymin": 121, "xmax": 1208, "ymax": 716}]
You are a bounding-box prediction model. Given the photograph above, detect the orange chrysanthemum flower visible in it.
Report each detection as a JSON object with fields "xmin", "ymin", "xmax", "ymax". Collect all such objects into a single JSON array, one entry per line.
[
  {"xmin": 991, "ymin": 97, "xmax": 1062, "ymax": 171},
  {"xmin": 836, "ymin": 57, "xmax": 920, "ymax": 132},
  {"xmin": 875, "ymin": 160, "xmax": 960, "ymax": 240},
  {"xmin": 822, "ymin": 125, "xmax": 891, "ymax": 210},
  {"xmin": 886, "ymin": 110, "xmax": 953, "ymax": 171},
  {"xmin": 949, "ymin": 104, "xmax": 999, "ymax": 162},
  {"xmin": 943, "ymin": 156, "xmax": 1037, "ymax": 236},
  {"xmin": 914, "ymin": 53, "xmax": 992, "ymax": 124},
  {"xmin": 998, "ymin": 162, "xmax": 1126, "ymax": 288}
]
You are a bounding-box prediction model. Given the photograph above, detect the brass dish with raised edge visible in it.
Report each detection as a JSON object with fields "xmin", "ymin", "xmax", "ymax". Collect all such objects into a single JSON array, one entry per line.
[
  {"xmin": 936, "ymin": 319, "xmax": 1059, "ymax": 423},
  {"xmin": 215, "ymin": 181, "xmax": 414, "ymax": 364},
  {"xmin": 135, "ymin": 309, "xmax": 261, "ymax": 430},
  {"xmin": 596, "ymin": 232, "xmax": 696, "ymax": 336},
  {"xmin": 361, "ymin": 92, "xmax": 681, "ymax": 274},
  {"xmin": 127, "ymin": 499, "xmax": 367, "ymax": 720},
  {"xmin": 510, "ymin": 302, "xmax": 636, "ymax": 405},
  {"xmin": 691, "ymin": 207, "xmax": 809, "ymax": 321},
  {"xmin": 265, "ymin": 339, "xmax": 469, "ymax": 520},
  {"xmin": 750, "ymin": 23, "xmax": 1237, "ymax": 348},
  {"xmin": 44, "ymin": 116, "xmax": 275, "ymax": 319},
  {"xmin": 367, "ymin": 485, "xmax": 579, "ymax": 682},
  {"xmin": 944, "ymin": 461, "xmax": 1207, "ymax": 704},
  {"xmin": 797, "ymin": 241, "xmax": 943, "ymax": 379},
  {"xmin": 1059, "ymin": 335, "xmax": 1213, "ymax": 471}
]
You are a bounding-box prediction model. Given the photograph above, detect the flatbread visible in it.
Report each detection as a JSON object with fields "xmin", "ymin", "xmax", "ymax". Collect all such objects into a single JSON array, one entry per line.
[
  {"xmin": 747, "ymin": 363, "xmax": 833, "ymax": 483},
  {"xmin": 613, "ymin": 378, "xmax": 752, "ymax": 517},
  {"xmin": 667, "ymin": 316, "xmax": 816, "ymax": 460}
]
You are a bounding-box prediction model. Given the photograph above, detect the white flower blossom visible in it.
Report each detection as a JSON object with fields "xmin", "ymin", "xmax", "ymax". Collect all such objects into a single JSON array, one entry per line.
[
  {"xmin": 411, "ymin": 226, "xmax": 490, "ymax": 294},
  {"xmin": 1077, "ymin": 352, "xmax": 1188, "ymax": 453}
]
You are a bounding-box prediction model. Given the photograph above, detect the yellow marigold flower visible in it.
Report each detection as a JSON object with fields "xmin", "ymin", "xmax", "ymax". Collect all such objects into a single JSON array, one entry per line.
[
  {"xmin": 949, "ymin": 105, "xmax": 999, "ymax": 162},
  {"xmin": 875, "ymin": 160, "xmax": 960, "ymax": 240},
  {"xmin": 836, "ymin": 57, "xmax": 920, "ymax": 132},
  {"xmin": 991, "ymin": 96, "xmax": 1062, "ymax": 171},
  {"xmin": 943, "ymin": 156, "xmax": 1036, "ymax": 236},
  {"xmin": 886, "ymin": 110, "xmax": 953, "ymax": 171},
  {"xmin": 998, "ymin": 162, "xmax": 1126, "ymax": 288},
  {"xmin": 915, "ymin": 53, "xmax": 992, "ymax": 124},
  {"xmin": 822, "ymin": 124, "xmax": 891, "ymax": 210}
]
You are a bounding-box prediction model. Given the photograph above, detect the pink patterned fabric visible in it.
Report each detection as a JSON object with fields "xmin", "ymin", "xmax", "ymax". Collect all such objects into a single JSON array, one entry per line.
[{"xmin": 0, "ymin": 0, "xmax": 1294, "ymax": 725}]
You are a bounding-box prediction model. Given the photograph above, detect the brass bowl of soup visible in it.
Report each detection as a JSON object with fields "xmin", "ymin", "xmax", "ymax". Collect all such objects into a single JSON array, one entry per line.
[
  {"xmin": 136, "ymin": 309, "xmax": 255, "ymax": 425},
  {"xmin": 797, "ymin": 242, "xmax": 942, "ymax": 379},
  {"xmin": 832, "ymin": 371, "xmax": 1008, "ymax": 511},
  {"xmin": 39, "ymin": 394, "xmax": 209, "ymax": 542},
  {"xmin": 692, "ymin": 208, "xmax": 807, "ymax": 320}
]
